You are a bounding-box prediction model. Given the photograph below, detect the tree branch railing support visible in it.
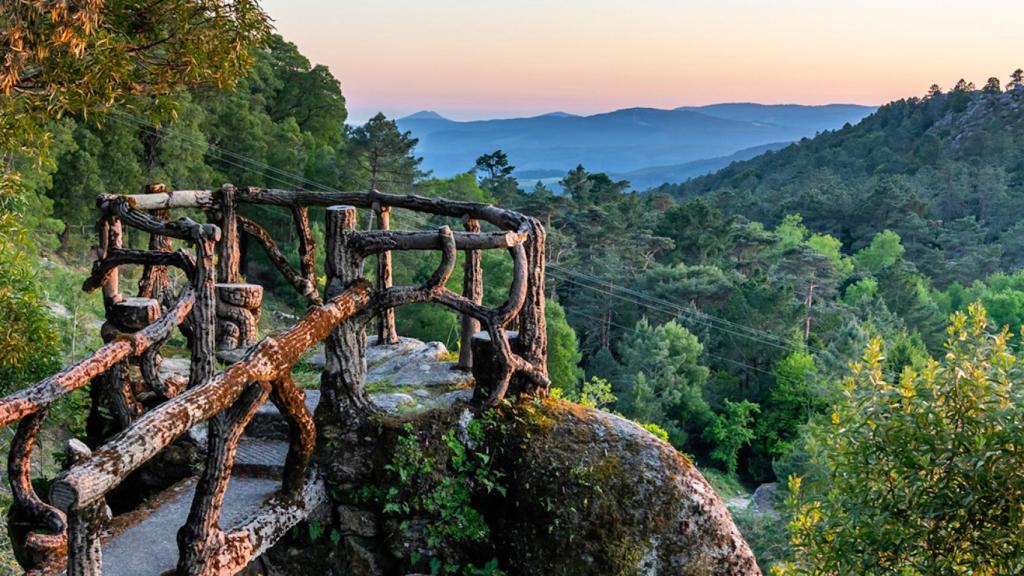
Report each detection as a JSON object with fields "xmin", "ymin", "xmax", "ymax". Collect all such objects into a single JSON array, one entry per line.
[
  {"xmin": 458, "ymin": 216, "xmax": 483, "ymax": 371},
  {"xmin": 0, "ymin": 184, "xmax": 550, "ymax": 575}
]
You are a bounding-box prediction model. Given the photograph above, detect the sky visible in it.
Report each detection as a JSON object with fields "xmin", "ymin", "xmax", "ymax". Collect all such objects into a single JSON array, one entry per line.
[{"xmin": 261, "ymin": 0, "xmax": 1024, "ymax": 123}]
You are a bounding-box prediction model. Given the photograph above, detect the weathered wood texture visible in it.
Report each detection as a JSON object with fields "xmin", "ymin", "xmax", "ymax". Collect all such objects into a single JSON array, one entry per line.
[
  {"xmin": 189, "ymin": 470, "xmax": 327, "ymax": 576},
  {"xmin": 178, "ymin": 381, "xmax": 271, "ymax": 575},
  {"xmin": 237, "ymin": 215, "xmax": 322, "ymax": 306},
  {"xmin": 97, "ymin": 194, "xmax": 219, "ymax": 243},
  {"xmin": 137, "ymin": 188, "xmax": 175, "ymax": 306},
  {"xmin": 64, "ymin": 440, "xmax": 108, "ymax": 576},
  {"xmin": 8, "ymin": 411, "xmax": 66, "ymax": 571},
  {"xmin": 321, "ymin": 206, "xmax": 372, "ymax": 414},
  {"xmin": 115, "ymin": 189, "xmax": 214, "ymax": 211},
  {"xmin": 215, "ymin": 283, "xmax": 263, "ymax": 350},
  {"xmin": 50, "ymin": 280, "xmax": 372, "ymax": 512},
  {"xmin": 217, "ymin": 184, "xmax": 240, "ymax": 284},
  {"xmin": 350, "ymin": 229, "xmax": 525, "ymax": 254},
  {"xmin": 0, "ymin": 288, "xmax": 194, "ymax": 428},
  {"xmin": 270, "ymin": 375, "xmax": 316, "ymax": 494},
  {"xmin": 373, "ymin": 203, "xmax": 398, "ymax": 345},
  {"xmin": 189, "ymin": 233, "xmax": 219, "ymax": 390},
  {"xmin": 85, "ymin": 248, "xmax": 197, "ymax": 294},
  {"xmin": 458, "ymin": 217, "xmax": 483, "ymax": 370},
  {"xmin": 290, "ymin": 205, "xmax": 318, "ymax": 300}
]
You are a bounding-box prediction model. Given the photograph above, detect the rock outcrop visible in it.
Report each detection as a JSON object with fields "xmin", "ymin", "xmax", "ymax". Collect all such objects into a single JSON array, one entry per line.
[
  {"xmin": 261, "ymin": 340, "xmax": 760, "ymax": 576},
  {"xmin": 487, "ymin": 399, "xmax": 760, "ymax": 576}
]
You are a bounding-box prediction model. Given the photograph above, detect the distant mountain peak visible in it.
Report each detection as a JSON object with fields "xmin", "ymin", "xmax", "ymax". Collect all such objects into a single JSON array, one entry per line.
[
  {"xmin": 402, "ymin": 110, "xmax": 448, "ymax": 121},
  {"xmin": 535, "ymin": 111, "xmax": 579, "ymax": 119}
]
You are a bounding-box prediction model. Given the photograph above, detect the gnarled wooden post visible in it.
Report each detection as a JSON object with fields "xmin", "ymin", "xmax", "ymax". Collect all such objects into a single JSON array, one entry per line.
[
  {"xmin": 64, "ymin": 439, "xmax": 109, "ymax": 576},
  {"xmin": 372, "ymin": 200, "xmax": 398, "ymax": 345},
  {"xmin": 217, "ymin": 183, "xmax": 240, "ymax": 284},
  {"xmin": 321, "ymin": 205, "xmax": 371, "ymax": 414},
  {"xmin": 177, "ymin": 381, "xmax": 271, "ymax": 574},
  {"xmin": 516, "ymin": 218, "xmax": 548, "ymax": 391},
  {"xmin": 189, "ymin": 224, "xmax": 221, "ymax": 389},
  {"xmin": 7, "ymin": 411, "xmax": 66, "ymax": 572},
  {"xmin": 458, "ymin": 216, "xmax": 483, "ymax": 370},
  {"xmin": 138, "ymin": 183, "xmax": 174, "ymax": 306}
]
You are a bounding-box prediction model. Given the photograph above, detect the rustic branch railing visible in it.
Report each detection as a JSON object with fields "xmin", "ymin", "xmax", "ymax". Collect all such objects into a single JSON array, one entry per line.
[{"xmin": 0, "ymin": 185, "xmax": 547, "ymax": 576}]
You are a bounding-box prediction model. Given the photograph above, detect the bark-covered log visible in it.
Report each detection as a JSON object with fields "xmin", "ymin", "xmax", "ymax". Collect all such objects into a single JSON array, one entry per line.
[
  {"xmin": 237, "ymin": 214, "xmax": 322, "ymax": 306},
  {"xmin": 84, "ymin": 248, "xmax": 197, "ymax": 293},
  {"xmin": 322, "ymin": 206, "xmax": 373, "ymax": 414},
  {"xmin": 516, "ymin": 217, "xmax": 548, "ymax": 386},
  {"xmin": 270, "ymin": 375, "xmax": 316, "ymax": 495},
  {"xmin": 107, "ymin": 297, "xmax": 161, "ymax": 331},
  {"xmin": 178, "ymin": 381, "xmax": 271, "ymax": 575},
  {"xmin": 0, "ymin": 287, "xmax": 194, "ymax": 429},
  {"xmin": 50, "ymin": 281, "xmax": 372, "ymax": 512},
  {"xmin": 7, "ymin": 410, "xmax": 67, "ymax": 571},
  {"xmin": 189, "ymin": 233, "xmax": 218, "ymax": 390},
  {"xmin": 104, "ymin": 360, "xmax": 142, "ymax": 428},
  {"xmin": 217, "ymin": 184, "xmax": 240, "ymax": 284},
  {"xmin": 139, "ymin": 337, "xmax": 186, "ymax": 400},
  {"xmin": 372, "ymin": 203, "xmax": 398, "ymax": 345},
  {"xmin": 235, "ymin": 187, "xmax": 533, "ymax": 230},
  {"xmin": 349, "ymin": 229, "xmax": 526, "ymax": 255},
  {"xmin": 216, "ymin": 283, "xmax": 263, "ymax": 308},
  {"xmin": 290, "ymin": 205, "xmax": 318, "ymax": 298},
  {"xmin": 190, "ymin": 470, "xmax": 327, "ymax": 576},
  {"xmin": 97, "ymin": 194, "xmax": 220, "ymax": 243},
  {"xmin": 64, "ymin": 440, "xmax": 109, "ymax": 576},
  {"xmin": 458, "ymin": 217, "xmax": 483, "ymax": 370},
  {"xmin": 372, "ymin": 227, "xmax": 458, "ymax": 311},
  {"xmin": 137, "ymin": 194, "xmax": 175, "ymax": 304},
  {"xmin": 99, "ymin": 216, "xmax": 123, "ymax": 313}
]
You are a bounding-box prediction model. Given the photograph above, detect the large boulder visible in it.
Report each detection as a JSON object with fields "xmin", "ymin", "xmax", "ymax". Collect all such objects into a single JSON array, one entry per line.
[{"xmin": 488, "ymin": 399, "xmax": 760, "ymax": 575}]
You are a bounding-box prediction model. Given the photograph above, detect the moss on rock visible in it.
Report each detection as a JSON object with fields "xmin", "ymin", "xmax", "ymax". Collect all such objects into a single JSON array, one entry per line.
[{"xmin": 487, "ymin": 397, "xmax": 760, "ymax": 576}]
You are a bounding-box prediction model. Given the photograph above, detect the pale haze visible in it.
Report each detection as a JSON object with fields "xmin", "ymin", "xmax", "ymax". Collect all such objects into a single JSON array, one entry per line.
[{"xmin": 262, "ymin": 0, "xmax": 1024, "ymax": 123}]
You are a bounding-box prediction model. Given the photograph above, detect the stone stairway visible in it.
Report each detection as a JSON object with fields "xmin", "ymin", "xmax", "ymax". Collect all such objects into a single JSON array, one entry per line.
[{"xmin": 82, "ymin": 337, "xmax": 473, "ymax": 575}]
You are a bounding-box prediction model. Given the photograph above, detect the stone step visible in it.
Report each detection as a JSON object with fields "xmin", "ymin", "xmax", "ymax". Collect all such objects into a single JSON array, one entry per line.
[{"xmin": 93, "ymin": 476, "xmax": 280, "ymax": 576}]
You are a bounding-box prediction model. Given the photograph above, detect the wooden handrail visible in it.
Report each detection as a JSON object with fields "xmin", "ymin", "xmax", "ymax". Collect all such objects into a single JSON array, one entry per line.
[
  {"xmin": 349, "ymin": 229, "xmax": 526, "ymax": 254},
  {"xmin": 50, "ymin": 280, "xmax": 373, "ymax": 512},
  {"xmin": 0, "ymin": 287, "xmax": 195, "ymax": 429}
]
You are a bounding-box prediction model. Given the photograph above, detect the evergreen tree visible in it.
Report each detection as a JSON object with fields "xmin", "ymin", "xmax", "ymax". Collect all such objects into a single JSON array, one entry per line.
[{"xmin": 350, "ymin": 113, "xmax": 423, "ymax": 191}]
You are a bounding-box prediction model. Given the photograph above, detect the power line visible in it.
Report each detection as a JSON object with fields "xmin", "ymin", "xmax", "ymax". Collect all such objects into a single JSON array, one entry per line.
[
  {"xmin": 560, "ymin": 307, "xmax": 807, "ymax": 388},
  {"xmin": 106, "ymin": 108, "xmax": 821, "ymax": 359},
  {"xmin": 547, "ymin": 270, "xmax": 809, "ymax": 355}
]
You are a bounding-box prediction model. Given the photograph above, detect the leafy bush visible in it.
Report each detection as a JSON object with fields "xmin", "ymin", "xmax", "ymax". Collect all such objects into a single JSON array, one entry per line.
[
  {"xmin": 775, "ymin": 303, "xmax": 1024, "ymax": 575},
  {"xmin": 367, "ymin": 421, "xmax": 507, "ymax": 576}
]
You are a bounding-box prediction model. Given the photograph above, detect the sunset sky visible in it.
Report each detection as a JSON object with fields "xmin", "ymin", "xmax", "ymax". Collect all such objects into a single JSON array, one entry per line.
[{"xmin": 262, "ymin": 0, "xmax": 1024, "ymax": 123}]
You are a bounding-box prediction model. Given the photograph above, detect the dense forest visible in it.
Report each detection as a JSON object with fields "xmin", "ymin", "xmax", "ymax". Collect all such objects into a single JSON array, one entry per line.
[{"xmin": 5, "ymin": 8, "xmax": 1024, "ymax": 571}]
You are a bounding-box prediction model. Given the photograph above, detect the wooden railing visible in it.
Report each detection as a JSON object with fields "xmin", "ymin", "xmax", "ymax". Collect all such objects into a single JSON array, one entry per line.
[{"xmin": 0, "ymin": 185, "xmax": 547, "ymax": 575}]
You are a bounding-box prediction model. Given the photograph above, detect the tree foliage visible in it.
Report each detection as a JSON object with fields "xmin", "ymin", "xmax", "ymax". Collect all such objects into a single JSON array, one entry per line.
[{"xmin": 777, "ymin": 304, "xmax": 1024, "ymax": 575}]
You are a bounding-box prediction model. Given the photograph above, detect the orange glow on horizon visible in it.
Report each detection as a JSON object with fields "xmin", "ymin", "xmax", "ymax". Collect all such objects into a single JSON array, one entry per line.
[{"xmin": 261, "ymin": 0, "xmax": 1024, "ymax": 122}]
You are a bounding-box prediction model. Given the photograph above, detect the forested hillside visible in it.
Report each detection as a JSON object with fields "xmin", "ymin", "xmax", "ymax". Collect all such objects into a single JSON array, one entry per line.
[
  {"xmin": 6, "ymin": 15, "xmax": 1024, "ymax": 571},
  {"xmin": 670, "ymin": 79, "xmax": 1024, "ymax": 289}
]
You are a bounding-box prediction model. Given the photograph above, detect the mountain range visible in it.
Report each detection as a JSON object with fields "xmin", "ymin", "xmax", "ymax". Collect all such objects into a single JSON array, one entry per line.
[{"xmin": 396, "ymin": 103, "xmax": 876, "ymax": 188}]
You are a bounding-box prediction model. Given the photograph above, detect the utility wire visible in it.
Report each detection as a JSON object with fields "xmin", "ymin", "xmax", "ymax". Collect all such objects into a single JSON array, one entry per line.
[{"xmin": 106, "ymin": 109, "xmax": 826, "ymax": 359}]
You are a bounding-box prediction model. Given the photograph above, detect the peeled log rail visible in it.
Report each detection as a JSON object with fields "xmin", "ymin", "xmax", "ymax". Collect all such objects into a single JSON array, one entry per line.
[
  {"xmin": 0, "ymin": 288, "xmax": 195, "ymax": 429},
  {"xmin": 114, "ymin": 189, "xmax": 215, "ymax": 211},
  {"xmin": 97, "ymin": 194, "xmax": 220, "ymax": 244},
  {"xmin": 50, "ymin": 280, "xmax": 373, "ymax": 512}
]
